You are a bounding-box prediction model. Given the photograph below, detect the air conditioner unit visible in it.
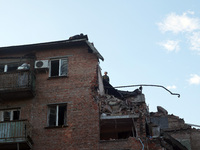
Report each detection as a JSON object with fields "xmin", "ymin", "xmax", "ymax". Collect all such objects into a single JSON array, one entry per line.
[{"xmin": 35, "ymin": 60, "xmax": 49, "ymax": 69}]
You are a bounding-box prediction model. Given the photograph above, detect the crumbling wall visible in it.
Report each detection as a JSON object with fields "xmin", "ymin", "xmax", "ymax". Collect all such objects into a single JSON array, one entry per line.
[
  {"xmin": 150, "ymin": 106, "xmax": 200, "ymax": 150},
  {"xmin": 191, "ymin": 129, "xmax": 200, "ymax": 150},
  {"xmin": 100, "ymin": 93, "xmax": 148, "ymax": 141},
  {"xmin": 167, "ymin": 115, "xmax": 190, "ymax": 130},
  {"xmin": 100, "ymin": 94, "xmax": 146, "ymax": 117}
]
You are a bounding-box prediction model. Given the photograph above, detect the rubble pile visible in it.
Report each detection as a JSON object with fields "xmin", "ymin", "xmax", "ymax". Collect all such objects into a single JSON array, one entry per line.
[{"xmin": 100, "ymin": 94, "xmax": 146, "ymax": 116}]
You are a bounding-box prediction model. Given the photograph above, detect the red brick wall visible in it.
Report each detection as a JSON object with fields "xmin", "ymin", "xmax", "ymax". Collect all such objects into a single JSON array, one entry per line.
[
  {"xmin": 100, "ymin": 137, "xmax": 142, "ymax": 150},
  {"xmin": 0, "ymin": 45, "xmax": 100, "ymax": 150},
  {"xmin": 32, "ymin": 46, "xmax": 100, "ymax": 150},
  {"xmin": 0, "ymin": 45, "xmax": 156, "ymax": 150}
]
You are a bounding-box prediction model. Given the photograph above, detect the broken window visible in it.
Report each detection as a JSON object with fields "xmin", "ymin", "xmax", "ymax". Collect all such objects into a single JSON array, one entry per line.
[
  {"xmin": 49, "ymin": 58, "xmax": 68, "ymax": 77},
  {"xmin": 0, "ymin": 109, "xmax": 20, "ymax": 122},
  {"xmin": 47, "ymin": 104, "xmax": 67, "ymax": 127}
]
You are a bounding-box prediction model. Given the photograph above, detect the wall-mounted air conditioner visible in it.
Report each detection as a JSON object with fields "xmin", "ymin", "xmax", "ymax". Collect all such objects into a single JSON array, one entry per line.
[{"xmin": 35, "ymin": 60, "xmax": 49, "ymax": 69}]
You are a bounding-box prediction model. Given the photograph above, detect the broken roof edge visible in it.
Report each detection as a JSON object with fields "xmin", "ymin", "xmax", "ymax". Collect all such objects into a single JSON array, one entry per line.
[{"xmin": 0, "ymin": 35, "xmax": 104, "ymax": 61}]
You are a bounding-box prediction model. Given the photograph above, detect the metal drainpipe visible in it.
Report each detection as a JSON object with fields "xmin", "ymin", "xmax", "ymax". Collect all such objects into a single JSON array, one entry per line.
[{"xmin": 138, "ymin": 138, "xmax": 144, "ymax": 150}]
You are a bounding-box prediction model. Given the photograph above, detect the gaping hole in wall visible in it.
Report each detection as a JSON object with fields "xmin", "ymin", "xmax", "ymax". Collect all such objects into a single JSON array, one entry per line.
[
  {"xmin": 50, "ymin": 60, "xmax": 59, "ymax": 77},
  {"xmin": 100, "ymin": 118, "xmax": 136, "ymax": 140}
]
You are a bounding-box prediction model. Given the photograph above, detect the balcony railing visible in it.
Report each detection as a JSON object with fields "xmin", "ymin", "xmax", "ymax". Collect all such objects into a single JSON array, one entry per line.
[
  {"xmin": 0, "ymin": 120, "xmax": 33, "ymax": 149},
  {"xmin": 0, "ymin": 70, "xmax": 35, "ymax": 99}
]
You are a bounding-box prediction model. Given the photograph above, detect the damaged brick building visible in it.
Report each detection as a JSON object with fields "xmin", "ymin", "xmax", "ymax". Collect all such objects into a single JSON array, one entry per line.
[{"xmin": 0, "ymin": 34, "xmax": 199, "ymax": 150}]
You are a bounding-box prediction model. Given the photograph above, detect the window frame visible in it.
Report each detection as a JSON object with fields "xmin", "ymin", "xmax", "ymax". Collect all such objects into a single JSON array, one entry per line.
[
  {"xmin": 47, "ymin": 103, "xmax": 67, "ymax": 127},
  {"xmin": 49, "ymin": 58, "xmax": 68, "ymax": 77},
  {"xmin": 0, "ymin": 109, "xmax": 21, "ymax": 122},
  {"xmin": 0, "ymin": 62, "xmax": 29, "ymax": 73}
]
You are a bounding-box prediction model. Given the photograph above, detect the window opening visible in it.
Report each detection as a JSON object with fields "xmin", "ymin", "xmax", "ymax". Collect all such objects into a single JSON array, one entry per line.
[
  {"xmin": 0, "ymin": 109, "xmax": 20, "ymax": 122},
  {"xmin": 0, "ymin": 61, "xmax": 30, "ymax": 73},
  {"xmin": 50, "ymin": 58, "xmax": 68, "ymax": 77},
  {"xmin": 48, "ymin": 104, "xmax": 67, "ymax": 127},
  {"xmin": 7, "ymin": 64, "xmax": 19, "ymax": 72},
  {"xmin": 4, "ymin": 111, "xmax": 11, "ymax": 121},
  {"xmin": 13, "ymin": 110, "xmax": 20, "ymax": 120},
  {"xmin": 50, "ymin": 60, "xmax": 59, "ymax": 77},
  {"xmin": 58, "ymin": 105, "xmax": 66, "ymax": 126},
  {"xmin": 0, "ymin": 65, "xmax": 4, "ymax": 73}
]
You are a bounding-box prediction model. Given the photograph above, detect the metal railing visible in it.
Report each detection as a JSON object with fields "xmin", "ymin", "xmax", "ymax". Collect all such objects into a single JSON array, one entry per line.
[
  {"xmin": 0, "ymin": 120, "xmax": 32, "ymax": 143},
  {"xmin": 0, "ymin": 70, "xmax": 35, "ymax": 92}
]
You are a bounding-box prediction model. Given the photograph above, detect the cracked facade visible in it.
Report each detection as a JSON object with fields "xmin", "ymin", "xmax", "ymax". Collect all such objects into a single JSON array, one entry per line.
[{"xmin": 0, "ymin": 34, "xmax": 199, "ymax": 150}]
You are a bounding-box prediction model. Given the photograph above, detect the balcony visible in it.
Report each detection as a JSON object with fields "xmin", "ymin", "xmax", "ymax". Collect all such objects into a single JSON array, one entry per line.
[
  {"xmin": 0, "ymin": 120, "xmax": 33, "ymax": 150},
  {"xmin": 0, "ymin": 70, "xmax": 35, "ymax": 100}
]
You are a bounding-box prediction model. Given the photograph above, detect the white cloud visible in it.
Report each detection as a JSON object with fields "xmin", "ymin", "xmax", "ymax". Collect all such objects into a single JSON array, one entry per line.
[
  {"xmin": 188, "ymin": 32, "xmax": 200, "ymax": 53},
  {"xmin": 157, "ymin": 12, "xmax": 200, "ymax": 33},
  {"xmin": 159, "ymin": 40, "xmax": 180, "ymax": 52},
  {"xmin": 167, "ymin": 85, "xmax": 177, "ymax": 90},
  {"xmin": 185, "ymin": 10, "xmax": 195, "ymax": 15},
  {"xmin": 188, "ymin": 74, "xmax": 200, "ymax": 85}
]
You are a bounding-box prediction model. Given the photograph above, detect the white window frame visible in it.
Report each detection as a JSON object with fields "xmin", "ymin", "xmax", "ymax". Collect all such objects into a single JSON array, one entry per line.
[
  {"xmin": 49, "ymin": 58, "xmax": 68, "ymax": 77},
  {"xmin": 0, "ymin": 109, "xmax": 20, "ymax": 122},
  {"xmin": 47, "ymin": 104, "xmax": 67, "ymax": 127}
]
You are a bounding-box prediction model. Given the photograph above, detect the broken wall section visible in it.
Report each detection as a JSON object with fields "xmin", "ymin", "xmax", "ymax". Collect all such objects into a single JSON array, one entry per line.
[
  {"xmin": 99, "ymin": 89, "xmax": 148, "ymax": 140},
  {"xmin": 149, "ymin": 106, "xmax": 200, "ymax": 150}
]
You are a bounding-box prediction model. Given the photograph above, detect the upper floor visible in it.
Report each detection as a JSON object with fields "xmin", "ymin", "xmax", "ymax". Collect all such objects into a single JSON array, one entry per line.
[{"xmin": 0, "ymin": 34, "xmax": 104, "ymax": 100}]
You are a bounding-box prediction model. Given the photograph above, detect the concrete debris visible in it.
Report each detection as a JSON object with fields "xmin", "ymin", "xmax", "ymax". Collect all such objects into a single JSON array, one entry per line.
[{"xmin": 100, "ymin": 94, "xmax": 145, "ymax": 116}]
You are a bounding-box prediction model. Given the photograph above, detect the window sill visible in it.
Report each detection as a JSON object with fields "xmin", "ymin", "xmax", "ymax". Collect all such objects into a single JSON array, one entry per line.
[
  {"xmin": 48, "ymin": 75, "xmax": 68, "ymax": 80},
  {"xmin": 44, "ymin": 125, "xmax": 68, "ymax": 129}
]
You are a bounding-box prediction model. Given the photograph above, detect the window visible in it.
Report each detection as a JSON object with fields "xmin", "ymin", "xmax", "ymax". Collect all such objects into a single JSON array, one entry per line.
[
  {"xmin": 47, "ymin": 104, "xmax": 67, "ymax": 127},
  {"xmin": 0, "ymin": 64, "xmax": 19, "ymax": 73},
  {"xmin": 0, "ymin": 63, "xmax": 28, "ymax": 73},
  {"xmin": 0, "ymin": 109, "xmax": 20, "ymax": 122},
  {"xmin": 49, "ymin": 58, "xmax": 68, "ymax": 77}
]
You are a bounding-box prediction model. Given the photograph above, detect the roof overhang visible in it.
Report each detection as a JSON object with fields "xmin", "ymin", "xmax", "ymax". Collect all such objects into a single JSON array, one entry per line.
[{"xmin": 0, "ymin": 38, "xmax": 104, "ymax": 61}]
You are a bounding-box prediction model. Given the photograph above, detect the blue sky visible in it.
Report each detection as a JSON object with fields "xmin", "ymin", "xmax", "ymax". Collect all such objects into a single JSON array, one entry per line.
[{"xmin": 0, "ymin": 1, "xmax": 200, "ymax": 126}]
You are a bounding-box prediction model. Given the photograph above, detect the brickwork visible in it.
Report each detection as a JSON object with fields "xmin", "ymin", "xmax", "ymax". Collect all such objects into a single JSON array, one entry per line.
[
  {"xmin": 33, "ymin": 46, "xmax": 100, "ymax": 150},
  {"xmin": 0, "ymin": 44, "xmax": 100, "ymax": 150},
  {"xmin": 1, "ymin": 38, "xmax": 185, "ymax": 150},
  {"xmin": 100, "ymin": 137, "xmax": 142, "ymax": 150}
]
